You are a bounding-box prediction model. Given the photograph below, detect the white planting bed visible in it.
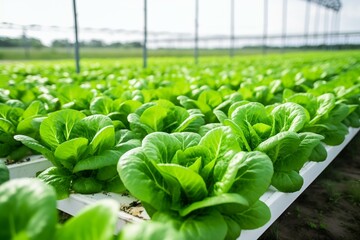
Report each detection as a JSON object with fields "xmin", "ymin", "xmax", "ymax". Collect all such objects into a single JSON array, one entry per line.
[
  {"xmin": 57, "ymin": 192, "xmax": 149, "ymax": 231},
  {"xmin": 5, "ymin": 155, "xmax": 52, "ymax": 179},
  {"xmin": 57, "ymin": 128, "xmax": 359, "ymax": 238}
]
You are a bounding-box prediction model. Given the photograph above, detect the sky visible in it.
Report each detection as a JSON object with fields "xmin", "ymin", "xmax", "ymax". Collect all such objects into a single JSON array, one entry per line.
[{"xmin": 1, "ymin": 0, "xmax": 359, "ymax": 47}]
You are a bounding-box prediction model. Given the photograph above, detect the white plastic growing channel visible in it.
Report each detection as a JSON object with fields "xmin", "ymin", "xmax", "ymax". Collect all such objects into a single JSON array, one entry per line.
[{"xmin": 5, "ymin": 155, "xmax": 52, "ymax": 179}]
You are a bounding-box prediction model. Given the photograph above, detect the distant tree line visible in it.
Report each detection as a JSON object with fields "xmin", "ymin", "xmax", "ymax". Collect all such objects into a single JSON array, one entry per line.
[
  {"xmin": 52, "ymin": 39, "xmax": 142, "ymax": 48},
  {"xmin": 0, "ymin": 37, "xmax": 142, "ymax": 48},
  {"xmin": 0, "ymin": 37, "xmax": 44, "ymax": 48}
]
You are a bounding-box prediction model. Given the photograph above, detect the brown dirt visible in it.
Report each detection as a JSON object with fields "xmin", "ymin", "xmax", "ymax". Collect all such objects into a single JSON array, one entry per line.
[
  {"xmin": 259, "ymin": 132, "xmax": 360, "ymax": 240},
  {"xmin": 58, "ymin": 210, "xmax": 72, "ymax": 224},
  {"xmin": 120, "ymin": 200, "xmax": 146, "ymax": 219}
]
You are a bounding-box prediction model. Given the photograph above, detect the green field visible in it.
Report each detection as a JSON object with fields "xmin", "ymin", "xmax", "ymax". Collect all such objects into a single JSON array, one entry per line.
[
  {"xmin": 0, "ymin": 47, "xmax": 311, "ymax": 60},
  {"xmin": 1, "ymin": 48, "xmax": 357, "ymax": 65}
]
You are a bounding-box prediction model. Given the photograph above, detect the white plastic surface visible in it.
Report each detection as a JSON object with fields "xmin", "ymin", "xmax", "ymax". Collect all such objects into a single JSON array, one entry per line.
[
  {"xmin": 56, "ymin": 128, "xmax": 359, "ymax": 238},
  {"xmin": 7, "ymin": 155, "xmax": 52, "ymax": 179},
  {"xmin": 57, "ymin": 192, "xmax": 148, "ymax": 231}
]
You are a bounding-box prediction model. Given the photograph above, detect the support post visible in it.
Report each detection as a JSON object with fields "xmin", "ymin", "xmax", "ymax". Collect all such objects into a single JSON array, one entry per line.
[
  {"xmin": 336, "ymin": 11, "xmax": 341, "ymax": 49},
  {"xmin": 195, "ymin": 0, "xmax": 199, "ymax": 64},
  {"xmin": 324, "ymin": 7, "xmax": 329, "ymax": 49},
  {"xmin": 314, "ymin": 3, "xmax": 320, "ymax": 46},
  {"xmin": 230, "ymin": 0, "xmax": 235, "ymax": 57},
  {"xmin": 72, "ymin": 0, "xmax": 80, "ymax": 74},
  {"xmin": 330, "ymin": 10, "xmax": 338, "ymax": 48},
  {"xmin": 143, "ymin": 0, "xmax": 148, "ymax": 68},
  {"xmin": 304, "ymin": 0, "xmax": 311, "ymax": 48},
  {"xmin": 263, "ymin": 0, "xmax": 268, "ymax": 55},
  {"xmin": 281, "ymin": 0, "xmax": 287, "ymax": 53},
  {"xmin": 22, "ymin": 27, "xmax": 30, "ymax": 59}
]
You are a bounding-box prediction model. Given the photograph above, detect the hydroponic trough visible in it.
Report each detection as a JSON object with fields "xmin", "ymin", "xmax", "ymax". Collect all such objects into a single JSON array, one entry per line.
[
  {"xmin": 6, "ymin": 155, "xmax": 52, "ymax": 179},
  {"xmin": 57, "ymin": 127, "xmax": 359, "ymax": 239}
]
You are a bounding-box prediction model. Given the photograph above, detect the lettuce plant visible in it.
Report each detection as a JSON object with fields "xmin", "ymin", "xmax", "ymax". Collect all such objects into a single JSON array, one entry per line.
[
  {"xmin": 89, "ymin": 96, "xmax": 142, "ymax": 129},
  {"xmin": 15, "ymin": 109, "xmax": 140, "ymax": 198},
  {"xmin": 216, "ymin": 102, "xmax": 325, "ymax": 192},
  {"xmin": 118, "ymin": 220, "xmax": 181, "ymax": 240},
  {"xmin": 118, "ymin": 128, "xmax": 274, "ymax": 239},
  {"xmin": 0, "ymin": 178, "xmax": 119, "ymax": 240},
  {"xmin": 237, "ymin": 80, "xmax": 283, "ymax": 105},
  {"xmin": 0, "ymin": 160, "xmax": 9, "ymax": 185},
  {"xmin": 0, "ymin": 100, "xmax": 46, "ymax": 161},
  {"xmin": 333, "ymin": 83, "xmax": 360, "ymax": 128},
  {"xmin": 128, "ymin": 99, "xmax": 204, "ymax": 138},
  {"xmin": 178, "ymin": 89, "xmax": 224, "ymax": 123},
  {"xmin": 57, "ymin": 85, "xmax": 94, "ymax": 110},
  {"xmin": 54, "ymin": 200, "xmax": 118, "ymax": 240},
  {"xmin": 0, "ymin": 178, "xmax": 58, "ymax": 240},
  {"xmin": 283, "ymin": 90, "xmax": 357, "ymax": 145}
]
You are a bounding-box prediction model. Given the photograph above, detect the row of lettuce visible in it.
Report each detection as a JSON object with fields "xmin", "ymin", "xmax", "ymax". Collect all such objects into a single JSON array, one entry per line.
[{"xmin": 0, "ymin": 54, "xmax": 360, "ymax": 240}]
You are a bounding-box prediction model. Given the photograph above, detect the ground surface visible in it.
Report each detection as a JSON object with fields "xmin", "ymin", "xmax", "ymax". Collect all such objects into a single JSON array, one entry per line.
[{"xmin": 259, "ymin": 132, "xmax": 360, "ymax": 240}]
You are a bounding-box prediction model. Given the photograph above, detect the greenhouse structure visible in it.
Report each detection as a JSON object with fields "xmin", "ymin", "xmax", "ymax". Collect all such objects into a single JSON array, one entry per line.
[{"xmin": 0, "ymin": 0, "xmax": 359, "ymax": 239}]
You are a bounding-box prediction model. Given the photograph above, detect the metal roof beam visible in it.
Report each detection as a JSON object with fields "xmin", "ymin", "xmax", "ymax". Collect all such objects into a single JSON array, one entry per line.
[{"xmin": 303, "ymin": 0, "xmax": 341, "ymax": 11}]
